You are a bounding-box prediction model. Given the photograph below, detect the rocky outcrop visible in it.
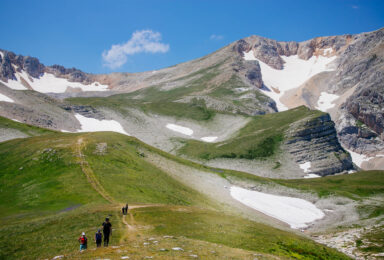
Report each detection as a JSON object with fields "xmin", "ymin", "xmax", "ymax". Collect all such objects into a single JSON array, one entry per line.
[
  {"xmin": 46, "ymin": 65, "xmax": 92, "ymax": 83},
  {"xmin": 284, "ymin": 113, "xmax": 354, "ymax": 176},
  {"xmin": 0, "ymin": 49, "xmax": 91, "ymax": 84},
  {"xmin": 236, "ymin": 34, "xmax": 351, "ymax": 69},
  {"xmin": 329, "ymin": 29, "xmax": 384, "ymax": 154}
]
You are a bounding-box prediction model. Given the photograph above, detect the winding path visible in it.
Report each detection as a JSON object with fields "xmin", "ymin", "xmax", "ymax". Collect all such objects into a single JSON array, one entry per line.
[{"xmin": 75, "ymin": 137, "xmax": 115, "ymax": 203}]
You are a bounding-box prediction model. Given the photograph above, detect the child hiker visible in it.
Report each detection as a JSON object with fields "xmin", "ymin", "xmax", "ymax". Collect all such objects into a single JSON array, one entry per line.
[
  {"xmin": 78, "ymin": 232, "xmax": 88, "ymax": 251},
  {"xmin": 95, "ymin": 229, "xmax": 103, "ymax": 247}
]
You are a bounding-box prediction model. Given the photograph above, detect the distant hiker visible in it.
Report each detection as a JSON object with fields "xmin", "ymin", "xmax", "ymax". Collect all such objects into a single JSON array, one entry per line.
[
  {"xmin": 125, "ymin": 203, "xmax": 129, "ymax": 214},
  {"xmin": 122, "ymin": 206, "xmax": 125, "ymax": 215},
  {"xmin": 95, "ymin": 229, "xmax": 102, "ymax": 248},
  {"xmin": 102, "ymin": 217, "xmax": 112, "ymax": 247},
  {"xmin": 78, "ymin": 232, "xmax": 88, "ymax": 251}
]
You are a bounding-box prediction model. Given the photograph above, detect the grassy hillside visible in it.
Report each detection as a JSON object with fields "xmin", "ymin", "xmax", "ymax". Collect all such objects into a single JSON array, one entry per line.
[
  {"xmin": 0, "ymin": 115, "xmax": 55, "ymax": 137},
  {"xmin": 178, "ymin": 106, "xmax": 324, "ymax": 160},
  {"xmin": 0, "ymin": 130, "xmax": 355, "ymax": 259},
  {"xmin": 67, "ymin": 62, "xmax": 271, "ymax": 121}
]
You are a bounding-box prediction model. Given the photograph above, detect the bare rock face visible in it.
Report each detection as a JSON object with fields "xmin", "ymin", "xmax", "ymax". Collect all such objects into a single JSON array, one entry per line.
[
  {"xmin": 329, "ymin": 29, "xmax": 384, "ymax": 154},
  {"xmin": 0, "ymin": 51, "xmax": 16, "ymax": 81},
  {"xmin": 0, "ymin": 49, "xmax": 91, "ymax": 84},
  {"xmin": 284, "ymin": 113, "xmax": 354, "ymax": 176},
  {"xmin": 46, "ymin": 65, "xmax": 92, "ymax": 83}
]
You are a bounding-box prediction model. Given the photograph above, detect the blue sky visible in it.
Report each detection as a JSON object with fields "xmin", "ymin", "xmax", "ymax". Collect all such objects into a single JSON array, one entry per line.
[{"xmin": 0, "ymin": 0, "xmax": 383, "ymax": 74}]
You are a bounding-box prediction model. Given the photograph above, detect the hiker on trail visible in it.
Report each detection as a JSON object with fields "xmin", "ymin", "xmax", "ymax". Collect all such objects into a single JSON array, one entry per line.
[
  {"xmin": 102, "ymin": 217, "xmax": 112, "ymax": 247},
  {"xmin": 95, "ymin": 229, "xmax": 102, "ymax": 248},
  {"xmin": 125, "ymin": 203, "xmax": 128, "ymax": 214},
  {"xmin": 122, "ymin": 206, "xmax": 125, "ymax": 215},
  {"xmin": 78, "ymin": 232, "xmax": 88, "ymax": 251}
]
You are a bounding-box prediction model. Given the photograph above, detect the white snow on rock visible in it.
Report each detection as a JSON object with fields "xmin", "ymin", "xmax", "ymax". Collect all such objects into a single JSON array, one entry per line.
[
  {"xmin": 345, "ymin": 148, "xmax": 374, "ymax": 168},
  {"xmin": 166, "ymin": 123, "xmax": 193, "ymax": 136},
  {"xmin": 323, "ymin": 47, "xmax": 333, "ymax": 55},
  {"xmin": 299, "ymin": 162, "xmax": 311, "ymax": 173},
  {"xmin": 1, "ymin": 70, "xmax": 108, "ymax": 93},
  {"xmin": 243, "ymin": 50, "xmax": 337, "ymax": 111},
  {"xmin": 201, "ymin": 136, "xmax": 218, "ymax": 142},
  {"xmin": 304, "ymin": 173, "xmax": 321, "ymax": 179},
  {"xmin": 75, "ymin": 114, "xmax": 129, "ymax": 135},
  {"xmin": 0, "ymin": 93, "xmax": 15, "ymax": 103},
  {"xmin": 230, "ymin": 186, "xmax": 324, "ymax": 229},
  {"xmin": 172, "ymin": 247, "xmax": 184, "ymax": 251},
  {"xmin": 315, "ymin": 92, "xmax": 339, "ymax": 112},
  {"xmin": 0, "ymin": 51, "xmax": 3, "ymax": 59}
]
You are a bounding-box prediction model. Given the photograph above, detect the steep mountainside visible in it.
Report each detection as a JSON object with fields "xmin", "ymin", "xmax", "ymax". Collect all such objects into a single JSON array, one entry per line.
[{"xmin": 0, "ymin": 28, "xmax": 383, "ymax": 173}]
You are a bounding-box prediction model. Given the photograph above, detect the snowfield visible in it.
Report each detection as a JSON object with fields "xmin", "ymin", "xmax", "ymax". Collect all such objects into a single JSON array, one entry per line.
[
  {"xmin": 201, "ymin": 136, "xmax": 218, "ymax": 142},
  {"xmin": 230, "ymin": 186, "xmax": 324, "ymax": 229},
  {"xmin": 0, "ymin": 93, "xmax": 15, "ymax": 103},
  {"xmin": 315, "ymin": 92, "xmax": 339, "ymax": 112},
  {"xmin": 1, "ymin": 70, "xmax": 109, "ymax": 93},
  {"xmin": 243, "ymin": 50, "xmax": 337, "ymax": 111},
  {"xmin": 166, "ymin": 123, "xmax": 193, "ymax": 136},
  {"xmin": 75, "ymin": 114, "xmax": 129, "ymax": 135}
]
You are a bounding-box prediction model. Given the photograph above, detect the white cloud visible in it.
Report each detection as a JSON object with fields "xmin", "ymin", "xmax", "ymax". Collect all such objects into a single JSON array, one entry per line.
[
  {"xmin": 210, "ymin": 34, "xmax": 224, "ymax": 40},
  {"xmin": 102, "ymin": 30, "xmax": 170, "ymax": 69}
]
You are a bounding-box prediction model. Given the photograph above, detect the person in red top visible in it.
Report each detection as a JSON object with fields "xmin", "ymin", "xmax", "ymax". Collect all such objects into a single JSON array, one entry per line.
[{"xmin": 78, "ymin": 232, "xmax": 88, "ymax": 251}]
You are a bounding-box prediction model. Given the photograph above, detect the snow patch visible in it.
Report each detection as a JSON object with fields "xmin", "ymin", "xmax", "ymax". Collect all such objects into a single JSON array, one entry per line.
[
  {"xmin": 243, "ymin": 50, "xmax": 337, "ymax": 111},
  {"xmin": 201, "ymin": 136, "xmax": 218, "ymax": 142},
  {"xmin": 0, "ymin": 51, "xmax": 3, "ymax": 59},
  {"xmin": 75, "ymin": 114, "xmax": 129, "ymax": 135},
  {"xmin": 345, "ymin": 149, "xmax": 374, "ymax": 167},
  {"xmin": 304, "ymin": 173, "xmax": 321, "ymax": 179},
  {"xmin": 299, "ymin": 162, "xmax": 311, "ymax": 173},
  {"xmin": 315, "ymin": 92, "xmax": 339, "ymax": 112},
  {"xmin": 0, "ymin": 93, "xmax": 15, "ymax": 103},
  {"xmin": 230, "ymin": 186, "xmax": 324, "ymax": 229},
  {"xmin": 166, "ymin": 123, "xmax": 193, "ymax": 136},
  {"xmin": 1, "ymin": 70, "xmax": 108, "ymax": 93}
]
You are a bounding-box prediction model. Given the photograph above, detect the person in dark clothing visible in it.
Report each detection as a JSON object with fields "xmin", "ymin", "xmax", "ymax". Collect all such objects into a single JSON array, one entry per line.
[
  {"xmin": 95, "ymin": 229, "xmax": 102, "ymax": 248},
  {"xmin": 122, "ymin": 207, "xmax": 125, "ymax": 215},
  {"xmin": 102, "ymin": 217, "xmax": 112, "ymax": 246},
  {"xmin": 125, "ymin": 203, "xmax": 128, "ymax": 214}
]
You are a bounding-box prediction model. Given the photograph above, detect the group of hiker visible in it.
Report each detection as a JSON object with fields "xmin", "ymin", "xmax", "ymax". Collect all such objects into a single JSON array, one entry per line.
[{"xmin": 78, "ymin": 203, "xmax": 128, "ymax": 251}]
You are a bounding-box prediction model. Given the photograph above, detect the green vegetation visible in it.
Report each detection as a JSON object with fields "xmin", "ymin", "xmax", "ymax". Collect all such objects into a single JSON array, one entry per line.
[
  {"xmin": 179, "ymin": 106, "xmax": 324, "ymax": 160},
  {"xmin": 0, "ymin": 115, "xmax": 55, "ymax": 137},
  {"xmin": 0, "ymin": 206, "xmax": 123, "ymax": 260},
  {"xmin": 360, "ymin": 225, "xmax": 384, "ymax": 253},
  {"xmin": 67, "ymin": 63, "xmax": 223, "ymax": 121},
  {"xmin": 0, "ymin": 132, "xmax": 209, "ymax": 219},
  {"xmin": 276, "ymin": 170, "xmax": 384, "ymax": 200},
  {"xmin": 2, "ymin": 126, "xmax": 381, "ymax": 259},
  {"xmin": 133, "ymin": 206, "xmax": 350, "ymax": 259}
]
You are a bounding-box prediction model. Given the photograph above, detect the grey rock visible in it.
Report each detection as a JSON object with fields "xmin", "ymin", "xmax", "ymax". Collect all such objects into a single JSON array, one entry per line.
[{"xmin": 284, "ymin": 113, "xmax": 354, "ymax": 176}]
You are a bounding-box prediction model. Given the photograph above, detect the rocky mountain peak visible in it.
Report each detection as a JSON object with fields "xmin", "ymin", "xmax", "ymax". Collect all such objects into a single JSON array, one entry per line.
[{"xmin": 0, "ymin": 49, "xmax": 91, "ymax": 84}]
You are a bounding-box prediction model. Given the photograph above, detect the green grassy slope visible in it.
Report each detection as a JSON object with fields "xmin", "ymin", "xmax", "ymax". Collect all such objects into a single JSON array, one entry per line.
[
  {"xmin": 0, "ymin": 130, "xmax": 357, "ymax": 259},
  {"xmin": 178, "ymin": 106, "xmax": 324, "ymax": 160},
  {"xmin": 67, "ymin": 62, "xmax": 271, "ymax": 121},
  {"xmin": 133, "ymin": 206, "xmax": 349, "ymax": 260},
  {"xmin": 0, "ymin": 115, "xmax": 55, "ymax": 137}
]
